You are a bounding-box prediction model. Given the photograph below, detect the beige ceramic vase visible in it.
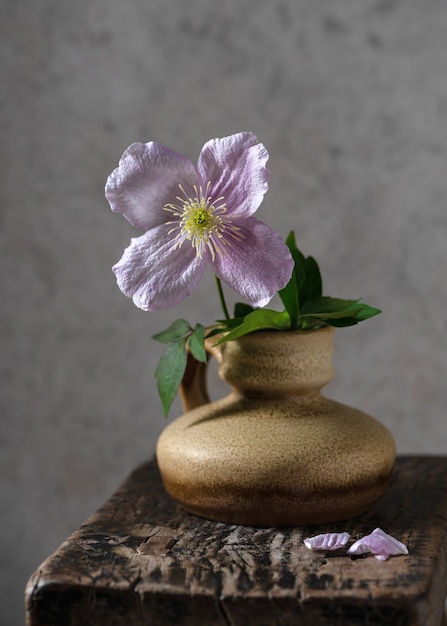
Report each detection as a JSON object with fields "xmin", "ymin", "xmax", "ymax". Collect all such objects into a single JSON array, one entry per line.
[{"xmin": 156, "ymin": 327, "xmax": 396, "ymax": 526}]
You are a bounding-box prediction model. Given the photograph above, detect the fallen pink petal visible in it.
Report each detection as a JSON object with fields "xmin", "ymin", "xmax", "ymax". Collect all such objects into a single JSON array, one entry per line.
[
  {"xmin": 347, "ymin": 528, "xmax": 408, "ymax": 561},
  {"xmin": 303, "ymin": 532, "xmax": 351, "ymax": 551},
  {"xmin": 105, "ymin": 132, "xmax": 294, "ymax": 311}
]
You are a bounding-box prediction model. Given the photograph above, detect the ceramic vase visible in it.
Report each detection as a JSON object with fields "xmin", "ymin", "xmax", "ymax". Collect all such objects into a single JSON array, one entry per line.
[{"xmin": 156, "ymin": 327, "xmax": 396, "ymax": 526}]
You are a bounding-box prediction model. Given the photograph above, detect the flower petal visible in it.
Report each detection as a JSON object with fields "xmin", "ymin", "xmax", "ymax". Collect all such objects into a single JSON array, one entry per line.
[
  {"xmin": 304, "ymin": 532, "xmax": 351, "ymax": 551},
  {"xmin": 113, "ymin": 225, "xmax": 205, "ymax": 311},
  {"xmin": 105, "ymin": 142, "xmax": 201, "ymax": 230},
  {"xmin": 211, "ymin": 217, "xmax": 294, "ymax": 307},
  {"xmin": 197, "ymin": 132, "xmax": 270, "ymax": 218},
  {"xmin": 347, "ymin": 528, "xmax": 408, "ymax": 561}
]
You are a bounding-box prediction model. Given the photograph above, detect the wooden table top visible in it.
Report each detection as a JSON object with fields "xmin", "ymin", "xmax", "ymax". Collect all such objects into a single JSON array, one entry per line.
[{"xmin": 26, "ymin": 455, "xmax": 447, "ymax": 626}]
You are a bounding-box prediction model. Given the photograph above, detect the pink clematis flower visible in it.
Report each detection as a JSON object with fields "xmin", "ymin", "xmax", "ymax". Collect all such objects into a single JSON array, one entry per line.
[
  {"xmin": 105, "ymin": 132, "xmax": 294, "ymax": 311},
  {"xmin": 347, "ymin": 528, "xmax": 409, "ymax": 561}
]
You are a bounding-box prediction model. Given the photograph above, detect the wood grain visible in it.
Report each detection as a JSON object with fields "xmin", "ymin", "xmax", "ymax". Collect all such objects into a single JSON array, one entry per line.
[{"xmin": 25, "ymin": 456, "xmax": 447, "ymax": 625}]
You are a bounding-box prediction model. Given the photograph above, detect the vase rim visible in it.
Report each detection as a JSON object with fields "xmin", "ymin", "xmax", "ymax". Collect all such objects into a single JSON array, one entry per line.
[{"xmin": 227, "ymin": 326, "xmax": 335, "ymax": 340}]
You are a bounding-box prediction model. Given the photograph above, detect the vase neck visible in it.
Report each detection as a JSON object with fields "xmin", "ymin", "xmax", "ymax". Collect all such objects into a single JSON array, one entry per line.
[{"xmin": 218, "ymin": 328, "xmax": 335, "ymax": 398}]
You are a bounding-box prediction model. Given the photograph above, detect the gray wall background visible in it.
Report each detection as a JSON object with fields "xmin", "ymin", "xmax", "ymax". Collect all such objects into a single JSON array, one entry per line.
[{"xmin": 2, "ymin": 1, "xmax": 447, "ymax": 624}]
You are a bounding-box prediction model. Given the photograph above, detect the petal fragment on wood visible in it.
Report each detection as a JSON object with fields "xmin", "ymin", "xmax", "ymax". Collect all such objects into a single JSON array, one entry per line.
[
  {"xmin": 347, "ymin": 528, "xmax": 409, "ymax": 561},
  {"xmin": 303, "ymin": 532, "xmax": 351, "ymax": 551}
]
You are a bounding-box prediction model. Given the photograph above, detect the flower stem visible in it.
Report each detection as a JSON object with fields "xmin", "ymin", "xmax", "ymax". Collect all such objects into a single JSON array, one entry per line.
[{"xmin": 215, "ymin": 276, "xmax": 230, "ymax": 320}]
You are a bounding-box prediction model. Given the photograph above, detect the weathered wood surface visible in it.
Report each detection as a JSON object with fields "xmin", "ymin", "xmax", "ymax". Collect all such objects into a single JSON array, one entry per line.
[{"xmin": 26, "ymin": 456, "xmax": 447, "ymax": 626}]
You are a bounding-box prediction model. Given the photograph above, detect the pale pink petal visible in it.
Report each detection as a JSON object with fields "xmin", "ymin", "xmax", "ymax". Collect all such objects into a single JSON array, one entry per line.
[
  {"xmin": 348, "ymin": 528, "xmax": 408, "ymax": 561},
  {"xmin": 304, "ymin": 532, "xmax": 351, "ymax": 551},
  {"xmin": 197, "ymin": 132, "xmax": 270, "ymax": 218},
  {"xmin": 105, "ymin": 142, "xmax": 201, "ymax": 230},
  {"xmin": 211, "ymin": 217, "xmax": 294, "ymax": 307},
  {"xmin": 113, "ymin": 225, "xmax": 206, "ymax": 311}
]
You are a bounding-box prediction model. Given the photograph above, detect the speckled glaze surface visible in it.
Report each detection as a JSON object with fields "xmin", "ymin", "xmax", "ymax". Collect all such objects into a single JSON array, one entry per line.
[{"xmin": 156, "ymin": 328, "xmax": 396, "ymax": 526}]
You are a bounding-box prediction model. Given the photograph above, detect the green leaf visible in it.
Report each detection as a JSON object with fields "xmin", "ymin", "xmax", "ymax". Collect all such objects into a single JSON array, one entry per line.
[
  {"xmin": 188, "ymin": 323, "xmax": 207, "ymax": 363},
  {"xmin": 279, "ymin": 232, "xmax": 324, "ymax": 325},
  {"xmin": 279, "ymin": 231, "xmax": 304, "ymax": 328},
  {"xmin": 205, "ymin": 325, "xmax": 230, "ymax": 338},
  {"xmin": 234, "ymin": 302, "xmax": 255, "ymax": 318},
  {"xmin": 322, "ymin": 303, "xmax": 381, "ymax": 326},
  {"xmin": 216, "ymin": 309, "xmax": 291, "ymax": 344},
  {"xmin": 286, "ymin": 231, "xmax": 307, "ymax": 289},
  {"xmin": 350, "ymin": 303, "xmax": 382, "ymax": 321},
  {"xmin": 154, "ymin": 339, "xmax": 188, "ymax": 417},
  {"xmin": 299, "ymin": 297, "xmax": 381, "ymax": 327},
  {"xmin": 300, "ymin": 318, "xmax": 326, "ymax": 330},
  {"xmin": 279, "ymin": 275, "xmax": 299, "ymax": 327},
  {"xmin": 152, "ymin": 319, "xmax": 191, "ymax": 343},
  {"xmin": 322, "ymin": 317, "xmax": 360, "ymax": 328},
  {"xmin": 299, "ymin": 256, "xmax": 323, "ymax": 306},
  {"xmin": 215, "ymin": 317, "xmax": 245, "ymax": 329},
  {"xmin": 300, "ymin": 297, "xmax": 364, "ymax": 319}
]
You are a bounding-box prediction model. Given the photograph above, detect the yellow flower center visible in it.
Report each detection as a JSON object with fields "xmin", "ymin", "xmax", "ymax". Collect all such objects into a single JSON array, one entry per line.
[
  {"xmin": 184, "ymin": 205, "xmax": 214, "ymax": 234},
  {"xmin": 164, "ymin": 183, "xmax": 242, "ymax": 260}
]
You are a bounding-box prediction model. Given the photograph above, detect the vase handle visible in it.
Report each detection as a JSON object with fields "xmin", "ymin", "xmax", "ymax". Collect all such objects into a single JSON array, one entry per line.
[{"xmin": 179, "ymin": 339, "xmax": 223, "ymax": 412}]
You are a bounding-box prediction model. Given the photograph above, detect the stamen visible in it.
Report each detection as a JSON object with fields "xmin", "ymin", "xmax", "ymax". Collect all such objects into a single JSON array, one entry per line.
[{"xmin": 163, "ymin": 181, "xmax": 244, "ymax": 259}]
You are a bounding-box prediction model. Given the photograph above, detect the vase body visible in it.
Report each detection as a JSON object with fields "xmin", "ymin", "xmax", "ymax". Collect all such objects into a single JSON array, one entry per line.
[{"xmin": 156, "ymin": 327, "xmax": 396, "ymax": 526}]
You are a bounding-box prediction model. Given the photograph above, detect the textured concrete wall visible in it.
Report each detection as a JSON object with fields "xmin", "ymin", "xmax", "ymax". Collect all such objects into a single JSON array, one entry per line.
[{"xmin": 2, "ymin": 1, "xmax": 447, "ymax": 623}]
